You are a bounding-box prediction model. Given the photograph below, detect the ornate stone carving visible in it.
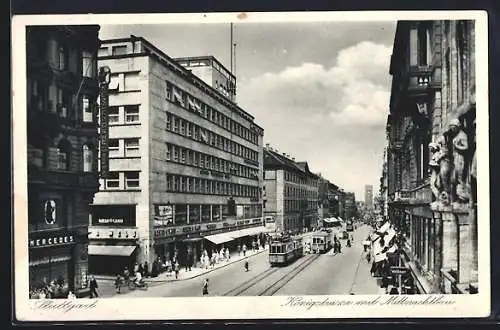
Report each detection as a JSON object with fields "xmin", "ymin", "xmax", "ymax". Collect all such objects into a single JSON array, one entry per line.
[{"xmin": 447, "ymin": 119, "xmax": 470, "ymax": 205}]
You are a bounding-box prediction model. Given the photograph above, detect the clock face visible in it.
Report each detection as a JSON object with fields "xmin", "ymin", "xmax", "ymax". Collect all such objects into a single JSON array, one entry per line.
[{"xmin": 44, "ymin": 200, "xmax": 56, "ymax": 224}]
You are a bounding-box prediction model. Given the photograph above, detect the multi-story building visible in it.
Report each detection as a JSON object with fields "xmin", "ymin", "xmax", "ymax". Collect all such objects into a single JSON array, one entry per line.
[
  {"xmin": 364, "ymin": 184, "xmax": 374, "ymax": 209},
  {"xmin": 379, "ymin": 147, "xmax": 389, "ymax": 219},
  {"xmin": 387, "ymin": 20, "xmax": 477, "ymax": 294},
  {"xmin": 89, "ymin": 36, "xmax": 265, "ymax": 275},
  {"xmin": 26, "ymin": 25, "xmax": 101, "ymax": 297},
  {"xmin": 317, "ymin": 176, "xmax": 343, "ymax": 226},
  {"xmin": 263, "ymin": 145, "xmax": 319, "ymax": 232},
  {"xmin": 342, "ymin": 192, "xmax": 357, "ymax": 221}
]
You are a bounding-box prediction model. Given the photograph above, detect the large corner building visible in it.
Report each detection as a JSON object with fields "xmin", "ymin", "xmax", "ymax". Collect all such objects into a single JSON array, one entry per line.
[{"xmin": 89, "ymin": 36, "xmax": 266, "ymax": 275}]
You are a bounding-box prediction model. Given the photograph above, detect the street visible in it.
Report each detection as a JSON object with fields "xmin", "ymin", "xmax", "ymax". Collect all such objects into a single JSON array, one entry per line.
[{"xmin": 101, "ymin": 225, "xmax": 381, "ymax": 298}]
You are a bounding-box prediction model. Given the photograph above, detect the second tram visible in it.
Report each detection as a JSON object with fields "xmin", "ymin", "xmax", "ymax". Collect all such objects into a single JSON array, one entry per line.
[
  {"xmin": 310, "ymin": 231, "xmax": 332, "ymax": 253},
  {"xmin": 269, "ymin": 235, "xmax": 304, "ymax": 266}
]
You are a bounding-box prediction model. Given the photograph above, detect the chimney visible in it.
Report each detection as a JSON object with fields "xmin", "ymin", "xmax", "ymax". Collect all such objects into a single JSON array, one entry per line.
[
  {"xmin": 265, "ymin": 143, "xmax": 270, "ymax": 149},
  {"xmin": 282, "ymin": 153, "xmax": 287, "ymax": 157},
  {"xmin": 286, "ymin": 154, "xmax": 290, "ymax": 158},
  {"xmin": 292, "ymin": 157, "xmax": 295, "ymax": 161}
]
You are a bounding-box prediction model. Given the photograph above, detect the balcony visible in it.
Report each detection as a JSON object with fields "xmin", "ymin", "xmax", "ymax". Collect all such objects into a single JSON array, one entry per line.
[
  {"xmin": 406, "ymin": 65, "xmax": 433, "ymax": 97},
  {"xmin": 408, "ymin": 183, "xmax": 432, "ymax": 205}
]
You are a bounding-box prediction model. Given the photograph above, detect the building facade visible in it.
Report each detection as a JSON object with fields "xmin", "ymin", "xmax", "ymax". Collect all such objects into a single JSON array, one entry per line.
[
  {"xmin": 342, "ymin": 192, "xmax": 357, "ymax": 221},
  {"xmin": 90, "ymin": 36, "xmax": 265, "ymax": 275},
  {"xmin": 263, "ymin": 146, "xmax": 319, "ymax": 232},
  {"xmin": 26, "ymin": 25, "xmax": 101, "ymax": 297},
  {"xmin": 364, "ymin": 184, "xmax": 374, "ymax": 209},
  {"xmin": 387, "ymin": 20, "xmax": 477, "ymax": 294}
]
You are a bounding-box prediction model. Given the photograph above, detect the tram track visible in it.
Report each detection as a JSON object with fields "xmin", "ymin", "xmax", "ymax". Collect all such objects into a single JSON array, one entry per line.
[
  {"xmin": 257, "ymin": 254, "xmax": 321, "ymax": 296},
  {"xmin": 223, "ymin": 253, "xmax": 321, "ymax": 296},
  {"xmin": 222, "ymin": 267, "xmax": 280, "ymax": 296}
]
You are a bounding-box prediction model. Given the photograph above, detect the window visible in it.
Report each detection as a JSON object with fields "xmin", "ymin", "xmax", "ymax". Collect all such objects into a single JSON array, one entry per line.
[
  {"xmin": 108, "ymin": 106, "xmax": 119, "ymax": 123},
  {"xmin": 56, "ymin": 140, "xmax": 71, "ymax": 170},
  {"xmin": 82, "ymin": 96, "xmax": 93, "ymax": 122},
  {"xmin": 173, "ymin": 146, "xmax": 179, "ymax": 162},
  {"xmin": 57, "ymin": 44, "xmax": 68, "ymax": 70},
  {"xmin": 173, "ymin": 176, "xmax": 179, "ymax": 191},
  {"xmin": 124, "ymin": 138, "xmax": 140, "ymax": 157},
  {"xmin": 125, "ymin": 105, "xmax": 139, "ymax": 123},
  {"xmin": 166, "ymin": 113, "xmax": 171, "ymax": 130},
  {"xmin": 112, "ymin": 45, "xmax": 127, "ymax": 56},
  {"xmin": 82, "ymin": 51, "xmax": 94, "ymax": 78},
  {"xmin": 181, "ymin": 149, "xmax": 186, "ymax": 163},
  {"xmin": 83, "ymin": 144, "xmax": 93, "ymax": 172},
  {"xmin": 180, "ymin": 177, "xmax": 186, "ymax": 192},
  {"xmin": 180, "ymin": 120, "xmax": 186, "ymax": 135},
  {"xmin": 173, "ymin": 117, "xmax": 179, "ymax": 133},
  {"xmin": 125, "ymin": 171, "xmax": 140, "ymax": 189},
  {"xmin": 418, "ymin": 24, "xmax": 429, "ymax": 66},
  {"xmin": 56, "ymin": 88, "xmax": 70, "ymax": 118},
  {"xmin": 187, "ymin": 177, "xmax": 193, "ymax": 192},
  {"xmin": 106, "ymin": 172, "xmax": 120, "ymax": 189},
  {"xmin": 187, "ymin": 122, "xmax": 192, "ymax": 137},
  {"xmin": 166, "ymin": 143, "xmax": 171, "ymax": 160},
  {"xmin": 166, "ymin": 174, "xmax": 172, "ymax": 191},
  {"xmin": 166, "ymin": 81, "xmax": 173, "ymax": 100},
  {"xmin": 109, "ymin": 139, "xmax": 120, "ymax": 157}
]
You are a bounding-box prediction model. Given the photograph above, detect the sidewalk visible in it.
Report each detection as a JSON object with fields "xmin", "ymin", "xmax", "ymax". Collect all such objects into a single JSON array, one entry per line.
[{"xmin": 94, "ymin": 246, "xmax": 268, "ymax": 297}]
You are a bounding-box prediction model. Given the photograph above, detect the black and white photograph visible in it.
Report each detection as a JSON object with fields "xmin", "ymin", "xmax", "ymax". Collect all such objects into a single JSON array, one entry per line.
[{"xmin": 12, "ymin": 11, "xmax": 490, "ymax": 320}]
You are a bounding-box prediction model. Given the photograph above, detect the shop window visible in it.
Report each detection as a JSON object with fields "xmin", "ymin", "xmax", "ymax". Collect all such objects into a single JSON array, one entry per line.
[
  {"xmin": 125, "ymin": 138, "xmax": 140, "ymax": 157},
  {"xmin": 125, "ymin": 171, "xmax": 140, "ymax": 189},
  {"xmin": 108, "ymin": 106, "xmax": 119, "ymax": 123},
  {"xmin": 56, "ymin": 139, "xmax": 71, "ymax": 171},
  {"xmin": 106, "ymin": 172, "xmax": 120, "ymax": 189},
  {"xmin": 82, "ymin": 51, "xmax": 94, "ymax": 78},
  {"xmin": 83, "ymin": 144, "xmax": 94, "ymax": 172},
  {"xmin": 125, "ymin": 105, "xmax": 139, "ymax": 123},
  {"xmin": 108, "ymin": 139, "xmax": 120, "ymax": 157},
  {"xmin": 175, "ymin": 204, "xmax": 187, "ymax": 224}
]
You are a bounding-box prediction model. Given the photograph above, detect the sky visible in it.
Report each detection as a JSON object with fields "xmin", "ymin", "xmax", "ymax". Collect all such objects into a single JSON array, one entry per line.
[{"xmin": 100, "ymin": 21, "xmax": 397, "ymax": 201}]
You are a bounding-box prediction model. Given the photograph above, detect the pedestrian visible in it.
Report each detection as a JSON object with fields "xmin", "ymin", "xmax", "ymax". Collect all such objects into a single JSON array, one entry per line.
[
  {"xmin": 242, "ymin": 244, "xmax": 247, "ymax": 256},
  {"xmin": 115, "ymin": 274, "xmax": 122, "ymax": 294},
  {"xmin": 225, "ymin": 247, "xmax": 230, "ymax": 260},
  {"xmin": 123, "ymin": 266, "xmax": 130, "ymax": 286},
  {"xmin": 88, "ymin": 275, "xmax": 99, "ymax": 298},
  {"xmin": 174, "ymin": 261, "xmax": 180, "ymax": 279},
  {"xmin": 143, "ymin": 261, "xmax": 149, "ymax": 278},
  {"xmin": 67, "ymin": 291, "xmax": 77, "ymax": 299},
  {"xmin": 133, "ymin": 262, "xmax": 139, "ymax": 274},
  {"xmin": 202, "ymin": 278, "xmax": 209, "ymax": 296}
]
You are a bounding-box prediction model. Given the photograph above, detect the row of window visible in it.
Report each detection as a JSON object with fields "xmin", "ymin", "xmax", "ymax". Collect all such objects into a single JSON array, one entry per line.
[
  {"xmin": 285, "ymin": 185, "xmax": 319, "ymax": 199},
  {"xmin": 284, "ymin": 170, "xmax": 319, "ymax": 187},
  {"xmin": 28, "ymin": 80, "xmax": 95, "ymax": 123},
  {"xmin": 167, "ymin": 203, "xmax": 262, "ymax": 225},
  {"xmin": 165, "ymin": 111, "xmax": 259, "ymax": 163},
  {"xmin": 104, "ymin": 171, "xmax": 140, "ymax": 189},
  {"xmin": 28, "ymin": 141, "xmax": 96, "ymax": 173},
  {"xmin": 166, "ymin": 81, "xmax": 259, "ymax": 145},
  {"xmin": 284, "ymin": 200, "xmax": 318, "ymax": 213},
  {"xmin": 166, "ymin": 174, "xmax": 259, "ymax": 198},
  {"xmin": 165, "ymin": 143, "xmax": 259, "ymax": 180},
  {"xmin": 108, "ymin": 105, "xmax": 140, "ymax": 124}
]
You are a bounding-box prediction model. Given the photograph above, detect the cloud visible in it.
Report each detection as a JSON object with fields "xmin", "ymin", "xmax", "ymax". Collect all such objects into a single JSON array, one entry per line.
[{"xmin": 237, "ymin": 41, "xmax": 392, "ymax": 197}]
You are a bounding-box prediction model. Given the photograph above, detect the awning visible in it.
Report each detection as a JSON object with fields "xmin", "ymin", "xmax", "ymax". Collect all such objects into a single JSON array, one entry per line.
[
  {"xmin": 88, "ymin": 244, "xmax": 137, "ymax": 256},
  {"xmin": 323, "ymin": 218, "xmax": 340, "ymax": 223},
  {"xmin": 378, "ymin": 222, "xmax": 391, "ymax": 233},
  {"xmin": 204, "ymin": 232, "xmax": 234, "ymax": 245},
  {"xmin": 231, "ymin": 226, "xmax": 267, "ymax": 239}
]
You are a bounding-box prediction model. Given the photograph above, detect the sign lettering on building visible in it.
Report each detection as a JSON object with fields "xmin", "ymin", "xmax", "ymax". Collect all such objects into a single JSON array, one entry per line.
[
  {"xmin": 91, "ymin": 204, "xmax": 136, "ymax": 227},
  {"xmin": 29, "ymin": 234, "xmax": 75, "ymax": 248},
  {"xmin": 98, "ymin": 66, "xmax": 111, "ymax": 178}
]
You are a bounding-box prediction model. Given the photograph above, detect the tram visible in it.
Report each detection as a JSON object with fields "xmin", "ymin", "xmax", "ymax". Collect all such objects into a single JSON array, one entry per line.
[
  {"xmin": 310, "ymin": 231, "xmax": 332, "ymax": 254},
  {"xmin": 269, "ymin": 234, "xmax": 304, "ymax": 266}
]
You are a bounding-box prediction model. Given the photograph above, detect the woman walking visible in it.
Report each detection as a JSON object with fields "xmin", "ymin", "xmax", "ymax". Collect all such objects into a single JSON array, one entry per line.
[{"xmin": 202, "ymin": 278, "xmax": 209, "ymax": 296}]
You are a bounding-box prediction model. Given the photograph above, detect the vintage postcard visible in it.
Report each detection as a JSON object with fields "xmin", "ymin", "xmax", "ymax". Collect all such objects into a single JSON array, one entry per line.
[{"xmin": 12, "ymin": 10, "xmax": 490, "ymax": 321}]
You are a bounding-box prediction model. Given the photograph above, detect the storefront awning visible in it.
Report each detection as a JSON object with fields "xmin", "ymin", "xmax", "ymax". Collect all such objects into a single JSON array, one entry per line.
[
  {"xmin": 378, "ymin": 222, "xmax": 391, "ymax": 233},
  {"xmin": 88, "ymin": 244, "xmax": 137, "ymax": 256},
  {"xmin": 204, "ymin": 232, "xmax": 234, "ymax": 245}
]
